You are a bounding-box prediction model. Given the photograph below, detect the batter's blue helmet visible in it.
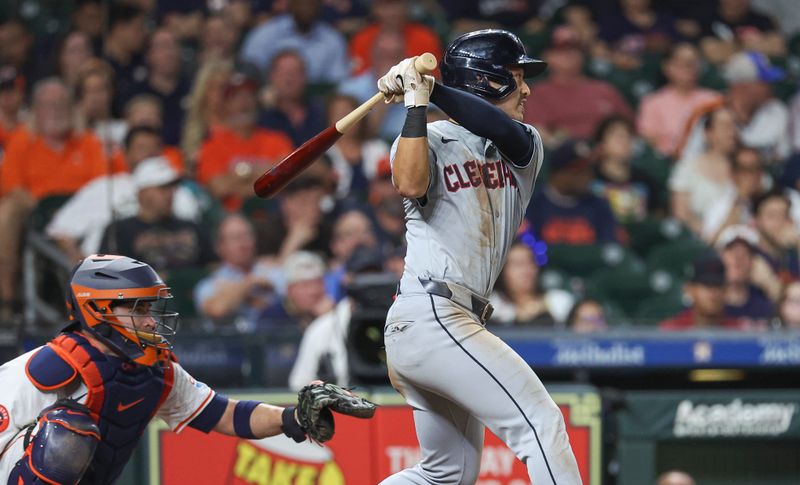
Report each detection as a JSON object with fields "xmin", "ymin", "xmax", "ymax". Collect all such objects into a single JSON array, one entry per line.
[{"xmin": 441, "ymin": 29, "xmax": 547, "ymax": 100}]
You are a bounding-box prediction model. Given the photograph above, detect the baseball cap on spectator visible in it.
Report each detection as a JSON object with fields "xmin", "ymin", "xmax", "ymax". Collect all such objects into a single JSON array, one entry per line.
[
  {"xmin": 724, "ymin": 51, "xmax": 784, "ymax": 84},
  {"xmin": 133, "ymin": 156, "xmax": 181, "ymax": 189},
  {"xmin": 549, "ymin": 26, "xmax": 582, "ymax": 51},
  {"xmin": 715, "ymin": 225, "xmax": 759, "ymax": 252},
  {"xmin": 345, "ymin": 245, "xmax": 384, "ymax": 275},
  {"xmin": 548, "ymin": 140, "xmax": 593, "ymax": 173},
  {"xmin": 0, "ymin": 65, "xmax": 23, "ymax": 91},
  {"xmin": 224, "ymin": 71, "xmax": 258, "ymax": 98},
  {"xmin": 285, "ymin": 251, "xmax": 326, "ymax": 284},
  {"xmin": 688, "ymin": 253, "xmax": 726, "ymax": 287},
  {"xmin": 376, "ymin": 157, "xmax": 392, "ymax": 179}
]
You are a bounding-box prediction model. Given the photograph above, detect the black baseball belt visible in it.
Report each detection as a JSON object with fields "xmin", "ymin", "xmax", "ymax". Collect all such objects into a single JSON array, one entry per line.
[{"xmin": 413, "ymin": 277, "xmax": 494, "ymax": 323}]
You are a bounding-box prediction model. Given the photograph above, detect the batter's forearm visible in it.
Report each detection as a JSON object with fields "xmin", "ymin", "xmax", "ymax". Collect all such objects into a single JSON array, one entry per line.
[
  {"xmin": 430, "ymin": 83, "xmax": 533, "ymax": 164},
  {"xmin": 392, "ymin": 107, "xmax": 430, "ymax": 199}
]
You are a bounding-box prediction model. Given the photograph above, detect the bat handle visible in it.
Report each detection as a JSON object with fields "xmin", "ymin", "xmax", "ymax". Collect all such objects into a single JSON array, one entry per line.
[{"xmin": 334, "ymin": 53, "xmax": 438, "ymax": 133}]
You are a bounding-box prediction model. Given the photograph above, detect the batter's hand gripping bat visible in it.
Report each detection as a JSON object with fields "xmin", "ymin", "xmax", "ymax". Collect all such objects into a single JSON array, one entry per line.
[{"xmin": 253, "ymin": 53, "xmax": 438, "ymax": 198}]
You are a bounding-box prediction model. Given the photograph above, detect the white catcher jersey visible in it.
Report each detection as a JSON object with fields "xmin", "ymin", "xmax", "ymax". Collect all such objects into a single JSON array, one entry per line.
[{"xmin": 392, "ymin": 120, "xmax": 543, "ymax": 298}]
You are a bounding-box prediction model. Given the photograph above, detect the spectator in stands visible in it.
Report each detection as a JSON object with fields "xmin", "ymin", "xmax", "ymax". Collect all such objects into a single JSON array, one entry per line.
[
  {"xmin": 0, "ymin": 18, "xmax": 35, "ymax": 88},
  {"xmin": 680, "ymin": 52, "xmax": 789, "ymax": 165},
  {"xmin": 157, "ymin": 0, "xmax": 205, "ymax": 43},
  {"xmin": 780, "ymin": 155, "xmax": 800, "ymax": 226},
  {"xmin": 655, "ymin": 470, "xmax": 696, "ymax": 485},
  {"xmin": 637, "ymin": 43, "xmax": 719, "ymax": 158},
  {"xmin": 525, "ymin": 26, "xmax": 633, "ymax": 147},
  {"xmin": 75, "ymin": 59, "xmax": 126, "ymax": 155},
  {"xmin": 787, "ymin": 88, "xmax": 800, "ymax": 154},
  {"xmin": 490, "ymin": 241, "xmax": 574, "ymax": 328},
  {"xmin": 0, "ymin": 66, "xmax": 25, "ymax": 148},
  {"xmin": 752, "ymin": 189, "xmax": 800, "ymax": 281},
  {"xmin": 0, "ymin": 78, "xmax": 108, "ymax": 316},
  {"xmin": 528, "ymin": 140, "xmax": 622, "ymax": 245},
  {"xmin": 99, "ymin": 156, "xmax": 214, "ymax": 274},
  {"xmin": 102, "ymin": 2, "xmax": 148, "ymax": 114},
  {"xmin": 255, "ymin": 174, "xmax": 332, "ymax": 262},
  {"xmin": 239, "ymin": 0, "xmax": 350, "ymax": 84},
  {"xmin": 660, "ymin": 253, "xmax": 750, "ymax": 330},
  {"xmin": 717, "ymin": 225, "xmax": 774, "ymax": 327},
  {"xmin": 55, "ymin": 31, "xmax": 95, "ymax": 90},
  {"xmin": 598, "ymin": 0, "xmax": 681, "ymax": 54},
  {"xmin": 259, "ymin": 50, "xmax": 326, "ymax": 147},
  {"xmin": 699, "ymin": 0, "xmax": 785, "ymax": 64},
  {"xmin": 566, "ymin": 299, "xmax": 608, "ymax": 333},
  {"xmin": 701, "ymin": 147, "xmax": 767, "ymax": 242},
  {"xmin": 47, "ymin": 128, "xmax": 200, "ymax": 260},
  {"xmin": 670, "ymin": 107, "xmax": 737, "ymax": 236},
  {"xmin": 338, "ymin": 29, "xmax": 407, "ymax": 141},
  {"xmin": 368, "ymin": 163, "xmax": 406, "ymax": 255},
  {"xmin": 348, "ymin": 0, "xmax": 442, "ymax": 76},
  {"xmin": 197, "ymin": 71, "xmax": 294, "ymax": 211},
  {"xmin": 70, "ymin": 0, "xmax": 105, "ymax": 52},
  {"xmin": 325, "ymin": 94, "xmax": 391, "ymax": 201},
  {"xmin": 288, "ymin": 246, "xmax": 385, "ymax": 390},
  {"xmin": 125, "ymin": 28, "xmax": 190, "ymax": 146},
  {"xmin": 592, "ymin": 115, "xmax": 663, "ymax": 223},
  {"xmin": 326, "ymin": 209, "xmax": 379, "ymax": 301},
  {"xmin": 181, "ymin": 60, "xmax": 232, "ymax": 166},
  {"xmin": 198, "ymin": 13, "xmax": 240, "ymax": 66},
  {"xmin": 438, "ymin": 0, "xmax": 541, "ymax": 33},
  {"xmin": 774, "ymin": 280, "xmax": 800, "ymax": 329},
  {"xmin": 195, "ymin": 213, "xmax": 277, "ymax": 331},
  {"xmin": 124, "ymin": 94, "xmax": 163, "ymax": 130},
  {"xmin": 260, "ymin": 250, "xmax": 334, "ymax": 329}
]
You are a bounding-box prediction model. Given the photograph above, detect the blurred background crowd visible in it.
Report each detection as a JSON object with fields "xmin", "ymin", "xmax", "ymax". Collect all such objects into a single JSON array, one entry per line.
[{"xmin": 2, "ymin": 0, "xmax": 800, "ymax": 388}]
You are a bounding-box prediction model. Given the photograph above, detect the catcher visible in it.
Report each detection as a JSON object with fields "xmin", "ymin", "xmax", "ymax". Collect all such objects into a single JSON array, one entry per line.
[{"xmin": 0, "ymin": 254, "xmax": 375, "ymax": 484}]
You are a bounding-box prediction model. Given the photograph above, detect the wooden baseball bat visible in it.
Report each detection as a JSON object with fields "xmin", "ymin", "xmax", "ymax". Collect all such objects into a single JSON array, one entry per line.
[{"xmin": 253, "ymin": 53, "xmax": 438, "ymax": 199}]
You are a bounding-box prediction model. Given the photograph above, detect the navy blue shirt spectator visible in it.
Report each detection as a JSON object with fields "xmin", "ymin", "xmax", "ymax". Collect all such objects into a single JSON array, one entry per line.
[
  {"xmin": 718, "ymin": 225, "xmax": 777, "ymax": 328},
  {"xmin": 258, "ymin": 251, "xmax": 334, "ymax": 329},
  {"xmin": 240, "ymin": 0, "xmax": 350, "ymax": 83},
  {"xmin": 437, "ymin": 0, "xmax": 540, "ymax": 29},
  {"xmin": 258, "ymin": 50, "xmax": 326, "ymax": 146},
  {"xmin": 123, "ymin": 29, "xmax": 190, "ymax": 146},
  {"xmin": 598, "ymin": 0, "xmax": 681, "ymax": 50},
  {"xmin": 527, "ymin": 140, "xmax": 621, "ymax": 245},
  {"xmin": 102, "ymin": 2, "xmax": 148, "ymax": 116}
]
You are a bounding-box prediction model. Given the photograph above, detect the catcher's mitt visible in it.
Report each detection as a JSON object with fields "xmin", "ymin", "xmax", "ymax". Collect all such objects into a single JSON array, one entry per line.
[{"xmin": 296, "ymin": 382, "xmax": 377, "ymax": 442}]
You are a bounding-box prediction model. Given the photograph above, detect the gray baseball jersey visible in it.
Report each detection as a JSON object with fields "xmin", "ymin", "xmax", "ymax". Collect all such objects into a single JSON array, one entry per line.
[
  {"xmin": 382, "ymin": 120, "xmax": 582, "ymax": 485},
  {"xmin": 392, "ymin": 120, "xmax": 543, "ymax": 298}
]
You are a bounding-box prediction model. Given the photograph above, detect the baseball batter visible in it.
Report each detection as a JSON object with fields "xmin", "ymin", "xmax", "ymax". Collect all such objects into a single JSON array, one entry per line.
[
  {"xmin": 0, "ymin": 254, "xmax": 373, "ymax": 484},
  {"xmin": 377, "ymin": 30, "xmax": 582, "ymax": 484}
]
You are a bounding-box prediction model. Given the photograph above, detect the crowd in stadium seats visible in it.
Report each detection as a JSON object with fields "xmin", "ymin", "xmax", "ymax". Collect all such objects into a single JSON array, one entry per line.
[{"xmin": 2, "ymin": 0, "xmax": 800, "ymax": 351}]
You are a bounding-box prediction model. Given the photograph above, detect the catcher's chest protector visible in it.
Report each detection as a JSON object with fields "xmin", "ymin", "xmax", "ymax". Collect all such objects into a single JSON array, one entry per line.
[{"xmin": 28, "ymin": 333, "xmax": 174, "ymax": 484}]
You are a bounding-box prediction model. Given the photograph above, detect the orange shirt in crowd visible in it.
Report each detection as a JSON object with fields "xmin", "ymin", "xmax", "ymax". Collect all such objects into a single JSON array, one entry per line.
[
  {"xmin": 0, "ymin": 127, "xmax": 112, "ymax": 200},
  {"xmin": 349, "ymin": 24, "xmax": 443, "ymax": 76},
  {"xmin": 197, "ymin": 126, "xmax": 294, "ymax": 209},
  {"xmin": 108, "ymin": 145, "xmax": 185, "ymax": 175}
]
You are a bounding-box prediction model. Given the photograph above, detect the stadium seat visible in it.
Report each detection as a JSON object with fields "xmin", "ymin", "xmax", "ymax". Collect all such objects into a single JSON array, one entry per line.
[
  {"xmin": 29, "ymin": 194, "xmax": 72, "ymax": 233},
  {"xmin": 546, "ymin": 243, "xmax": 642, "ymax": 278},
  {"xmin": 645, "ymin": 237, "xmax": 712, "ymax": 279},
  {"xmin": 630, "ymin": 141, "xmax": 672, "ymax": 191},
  {"xmin": 587, "ymin": 265, "xmax": 653, "ymax": 318},
  {"xmin": 634, "ymin": 283, "xmax": 686, "ymax": 326},
  {"xmin": 623, "ymin": 217, "xmax": 691, "ymax": 259},
  {"xmin": 164, "ymin": 267, "xmax": 210, "ymax": 321}
]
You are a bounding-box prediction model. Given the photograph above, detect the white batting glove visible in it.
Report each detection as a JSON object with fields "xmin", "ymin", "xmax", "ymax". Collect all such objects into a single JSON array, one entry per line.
[
  {"xmin": 377, "ymin": 57, "xmax": 434, "ymax": 107},
  {"xmin": 405, "ymin": 74, "xmax": 434, "ymax": 108}
]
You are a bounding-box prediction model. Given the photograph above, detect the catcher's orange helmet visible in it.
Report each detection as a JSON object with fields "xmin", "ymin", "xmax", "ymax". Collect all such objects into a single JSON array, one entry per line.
[{"xmin": 66, "ymin": 254, "xmax": 179, "ymax": 367}]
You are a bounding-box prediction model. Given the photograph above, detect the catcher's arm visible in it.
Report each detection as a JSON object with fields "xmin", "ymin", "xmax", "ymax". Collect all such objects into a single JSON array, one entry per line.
[
  {"xmin": 212, "ymin": 399, "xmax": 286, "ymax": 439},
  {"xmin": 204, "ymin": 382, "xmax": 376, "ymax": 443}
]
